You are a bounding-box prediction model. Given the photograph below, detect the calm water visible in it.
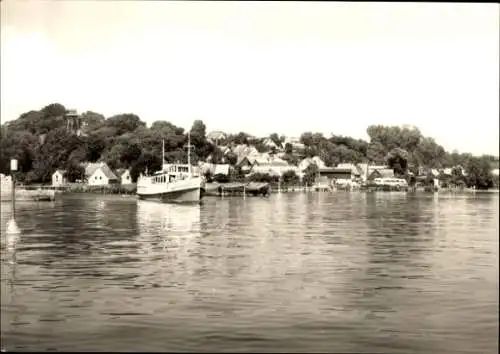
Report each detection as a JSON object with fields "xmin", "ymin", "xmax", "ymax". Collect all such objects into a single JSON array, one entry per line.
[{"xmin": 1, "ymin": 192, "xmax": 498, "ymax": 353}]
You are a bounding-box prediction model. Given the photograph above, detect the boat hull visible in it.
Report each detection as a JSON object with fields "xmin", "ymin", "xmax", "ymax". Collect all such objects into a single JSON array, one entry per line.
[{"xmin": 137, "ymin": 186, "xmax": 204, "ymax": 204}]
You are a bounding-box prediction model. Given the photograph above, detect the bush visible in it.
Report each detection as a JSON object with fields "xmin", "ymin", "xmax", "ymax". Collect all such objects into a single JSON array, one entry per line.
[{"xmin": 213, "ymin": 173, "xmax": 230, "ymax": 183}]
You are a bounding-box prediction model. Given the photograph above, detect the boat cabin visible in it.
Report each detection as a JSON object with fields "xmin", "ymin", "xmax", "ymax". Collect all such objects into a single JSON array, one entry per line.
[{"xmin": 144, "ymin": 163, "xmax": 199, "ymax": 184}]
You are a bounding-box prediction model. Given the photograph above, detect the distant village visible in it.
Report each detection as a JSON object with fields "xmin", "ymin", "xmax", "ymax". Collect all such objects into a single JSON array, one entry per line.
[
  {"xmin": 1, "ymin": 105, "xmax": 499, "ymax": 191},
  {"xmin": 42, "ymin": 129, "xmax": 498, "ymax": 190}
]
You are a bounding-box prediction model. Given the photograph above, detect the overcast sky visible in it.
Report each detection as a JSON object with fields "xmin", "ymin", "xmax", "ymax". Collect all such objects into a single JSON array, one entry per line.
[{"xmin": 1, "ymin": 1, "xmax": 498, "ymax": 155}]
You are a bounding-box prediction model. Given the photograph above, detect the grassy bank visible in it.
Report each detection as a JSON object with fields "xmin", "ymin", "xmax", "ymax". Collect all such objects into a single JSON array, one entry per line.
[
  {"xmin": 64, "ymin": 183, "xmax": 137, "ymax": 195},
  {"xmin": 21, "ymin": 183, "xmax": 137, "ymax": 195}
]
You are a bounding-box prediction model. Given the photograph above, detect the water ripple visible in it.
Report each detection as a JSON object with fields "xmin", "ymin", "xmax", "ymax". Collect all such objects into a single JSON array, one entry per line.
[{"xmin": 1, "ymin": 193, "xmax": 498, "ymax": 353}]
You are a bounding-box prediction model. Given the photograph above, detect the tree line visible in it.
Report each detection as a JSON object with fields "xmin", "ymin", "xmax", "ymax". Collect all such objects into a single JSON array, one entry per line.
[{"xmin": 1, "ymin": 103, "xmax": 498, "ymax": 189}]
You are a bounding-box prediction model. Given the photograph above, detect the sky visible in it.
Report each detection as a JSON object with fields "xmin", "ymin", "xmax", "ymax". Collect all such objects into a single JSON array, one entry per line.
[{"xmin": 1, "ymin": 1, "xmax": 498, "ymax": 155}]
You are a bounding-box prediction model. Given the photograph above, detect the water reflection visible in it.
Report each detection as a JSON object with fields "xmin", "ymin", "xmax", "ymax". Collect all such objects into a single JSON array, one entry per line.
[
  {"xmin": 136, "ymin": 200, "xmax": 201, "ymax": 253},
  {"xmin": 0, "ymin": 193, "xmax": 498, "ymax": 353}
]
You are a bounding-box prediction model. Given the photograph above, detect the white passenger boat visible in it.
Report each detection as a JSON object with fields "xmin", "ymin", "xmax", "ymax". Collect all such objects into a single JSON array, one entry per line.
[{"xmin": 136, "ymin": 134, "xmax": 205, "ymax": 204}]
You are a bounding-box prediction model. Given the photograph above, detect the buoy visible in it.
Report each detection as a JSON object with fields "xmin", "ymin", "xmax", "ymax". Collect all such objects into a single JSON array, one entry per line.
[{"xmin": 6, "ymin": 218, "xmax": 20, "ymax": 235}]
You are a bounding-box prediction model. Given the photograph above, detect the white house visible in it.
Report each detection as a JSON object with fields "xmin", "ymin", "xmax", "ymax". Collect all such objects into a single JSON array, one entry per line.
[
  {"xmin": 298, "ymin": 156, "xmax": 326, "ymax": 172},
  {"xmin": 207, "ymin": 131, "xmax": 227, "ymax": 145},
  {"xmin": 250, "ymin": 156, "xmax": 297, "ymax": 177},
  {"xmin": 262, "ymin": 137, "xmax": 280, "ymax": 150},
  {"xmin": 52, "ymin": 169, "xmax": 68, "ymax": 187},
  {"xmin": 117, "ymin": 169, "xmax": 132, "ymax": 185},
  {"xmin": 85, "ymin": 162, "xmax": 119, "ymax": 186},
  {"xmin": 213, "ymin": 164, "xmax": 231, "ymax": 176}
]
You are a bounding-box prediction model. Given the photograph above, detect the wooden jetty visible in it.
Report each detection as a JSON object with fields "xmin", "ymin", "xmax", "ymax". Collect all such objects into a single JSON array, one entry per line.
[{"xmin": 205, "ymin": 182, "xmax": 271, "ymax": 197}]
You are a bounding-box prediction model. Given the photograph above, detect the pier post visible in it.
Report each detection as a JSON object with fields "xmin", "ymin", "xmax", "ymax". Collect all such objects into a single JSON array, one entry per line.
[
  {"xmin": 6, "ymin": 159, "xmax": 20, "ymax": 235},
  {"xmin": 10, "ymin": 159, "xmax": 17, "ymax": 213}
]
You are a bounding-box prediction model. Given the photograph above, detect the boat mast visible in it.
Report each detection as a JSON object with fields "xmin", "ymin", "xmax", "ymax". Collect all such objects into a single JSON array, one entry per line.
[{"xmin": 162, "ymin": 139, "xmax": 165, "ymax": 165}]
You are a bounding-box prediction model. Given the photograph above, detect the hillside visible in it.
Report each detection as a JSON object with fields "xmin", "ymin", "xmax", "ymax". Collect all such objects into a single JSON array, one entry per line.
[{"xmin": 1, "ymin": 102, "xmax": 498, "ymax": 189}]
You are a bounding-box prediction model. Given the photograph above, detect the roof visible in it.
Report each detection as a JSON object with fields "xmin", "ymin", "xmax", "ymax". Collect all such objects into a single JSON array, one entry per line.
[
  {"xmin": 85, "ymin": 162, "xmax": 118, "ymax": 180},
  {"xmin": 84, "ymin": 162, "xmax": 101, "ymax": 177},
  {"xmin": 337, "ymin": 163, "xmax": 365, "ymax": 175},
  {"xmin": 115, "ymin": 168, "xmax": 130, "ymax": 177},
  {"xmin": 207, "ymin": 131, "xmax": 226, "ymax": 141},
  {"xmin": 337, "ymin": 163, "xmax": 355, "ymax": 169},
  {"xmin": 53, "ymin": 169, "xmax": 66, "ymax": 175},
  {"xmin": 253, "ymin": 157, "xmax": 270, "ymax": 165},
  {"xmin": 312, "ymin": 156, "xmax": 326, "ymax": 168},
  {"xmin": 236, "ymin": 156, "xmax": 253, "ymax": 167},
  {"xmin": 376, "ymin": 168, "xmax": 395, "ymax": 178},
  {"xmin": 214, "ymin": 164, "xmax": 230, "ymax": 175},
  {"xmin": 369, "ymin": 165, "xmax": 387, "ymax": 170},
  {"xmin": 262, "ymin": 138, "xmax": 279, "ymax": 148},
  {"xmin": 319, "ymin": 167, "xmax": 352, "ymax": 173},
  {"xmin": 298, "ymin": 156, "xmax": 325, "ymax": 171},
  {"xmin": 99, "ymin": 164, "xmax": 118, "ymax": 180}
]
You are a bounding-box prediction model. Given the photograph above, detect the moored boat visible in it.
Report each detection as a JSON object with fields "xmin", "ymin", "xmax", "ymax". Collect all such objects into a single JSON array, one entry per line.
[
  {"xmin": 136, "ymin": 135, "xmax": 205, "ymax": 204},
  {"xmin": 1, "ymin": 174, "xmax": 57, "ymax": 202}
]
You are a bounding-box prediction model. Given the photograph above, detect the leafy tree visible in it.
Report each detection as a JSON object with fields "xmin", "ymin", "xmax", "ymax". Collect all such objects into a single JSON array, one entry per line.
[
  {"xmin": 303, "ymin": 163, "xmax": 319, "ymax": 186},
  {"xmin": 65, "ymin": 160, "xmax": 85, "ymax": 182},
  {"xmin": 233, "ymin": 132, "xmax": 250, "ymax": 145},
  {"xmin": 120, "ymin": 142, "xmax": 142, "ymax": 167},
  {"xmin": 387, "ymin": 148, "xmax": 409, "ymax": 176},
  {"xmin": 67, "ymin": 146, "xmax": 88, "ymax": 164},
  {"xmin": 85, "ymin": 135, "xmax": 107, "ymax": 162},
  {"xmin": 366, "ymin": 141, "xmax": 386, "ymax": 164},
  {"xmin": 190, "ymin": 120, "xmax": 207, "ymax": 142},
  {"xmin": 269, "ymin": 133, "xmax": 282, "ymax": 148},
  {"xmin": 101, "ymin": 144, "xmax": 126, "ymax": 169},
  {"xmin": 189, "ymin": 120, "xmax": 212, "ymax": 160},
  {"xmin": 247, "ymin": 172, "xmax": 278, "ymax": 183},
  {"xmin": 465, "ymin": 156, "xmax": 494, "ymax": 189},
  {"xmin": 130, "ymin": 152, "xmax": 162, "ymax": 182},
  {"xmin": 284, "ymin": 142, "xmax": 293, "ymax": 154},
  {"xmin": 281, "ymin": 153, "xmax": 299, "ymax": 166},
  {"xmin": 0, "ymin": 130, "xmax": 38, "ymax": 175},
  {"xmin": 27, "ymin": 128, "xmax": 82, "ymax": 183},
  {"xmin": 105, "ymin": 114, "xmax": 145, "ymax": 135},
  {"xmin": 81, "ymin": 111, "xmax": 105, "ymax": 133},
  {"xmin": 213, "ymin": 173, "xmax": 230, "ymax": 183},
  {"xmin": 300, "ymin": 132, "xmax": 314, "ymax": 146},
  {"xmin": 203, "ymin": 170, "xmax": 213, "ymax": 182},
  {"xmin": 41, "ymin": 103, "xmax": 66, "ymax": 118},
  {"xmin": 207, "ymin": 145, "xmax": 225, "ymax": 164},
  {"xmin": 225, "ymin": 152, "xmax": 238, "ymax": 165},
  {"xmin": 282, "ymin": 170, "xmax": 300, "ymax": 186}
]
